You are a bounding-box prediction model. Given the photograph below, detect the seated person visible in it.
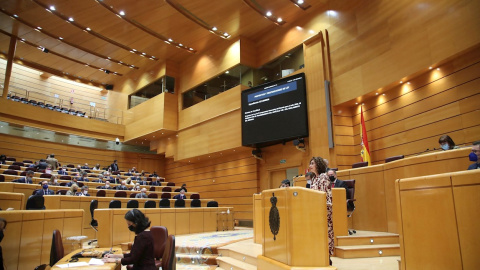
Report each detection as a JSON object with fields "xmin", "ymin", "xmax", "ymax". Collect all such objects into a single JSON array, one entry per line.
[
  {"xmin": 48, "ymin": 175, "xmax": 59, "ymax": 186},
  {"xmin": 468, "ymin": 141, "xmax": 480, "ymax": 170},
  {"xmin": 148, "ymin": 171, "xmax": 158, "ymax": 177},
  {"xmin": 92, "ymin": 163, "xmax": 101, "ymax": 170},
  {"xmin": 130, "ymin": 167, "xmax": 138, "ymax": 174},
  {"xmin": 173, "ymin": 189, "xmax": 187, "ymax": 199},
  {"xmin": 327, "ymin": 169, "xmax": 348, "ymax": 188},
  {"xmin": 71, "ymin": 165, "xmax": 82, "ymax": 172},
  {"xmin": 99, "ymin": 180, "xmax": 112, "ymax": 189},
  {"xmin": 0, "ymin": 154, "xmax": 6, "ymax": 165},
  {"xmin": 135, "ymin": 188, "xmax": 148, "ymax": 198},
  {"xmin": 136, "ymin": 177, "xmax": 148, "ymax": 185},
  {"xmin": 12, "ymin": 170, "xmax": 34, "ymax": 184},
  {"xmin": 305, "ymin": 172, "xmax": 315, "ymax": 188},
  {"xmin": 150, "ymin": 177, "xmax": 161, "ymax": 186},
  {"xmin": 66, "ymin": 184, "xmax": 81, "ymax": 196},
  {"xmin": 45, "ymin": 164, "xmax": 53, "ymax": 174},
  {"xmin": 438, "ymin": 135, "xmax": 459, "ymax": 150},
  {"xmin": 103, "ymin": 171, "xmax": 114, "ymax": 181},
  {"xmin": 35, "ymin": 180, "xmax": 55, "ymax": 195},
  {"xmin": 81, "ymin": 163, "xmax": 90, "ymax": 169},
  {"xmin": 92, "ymin": 174, "xmax": 105, "ymax": 183},
  {"xmin": 66, "ymin": 178, "xmax": 79, "ymax": 187},
  {"xmin": 116, "ymin": 180, "xmax": 129, "ymax": 190},
  {"xmin": 280, "ymin": 179, "xmax": 290, "ymax": 188},
  {"xmin": 80, "ymin": 186, "xmax": 91, "ymax": 196},
  {"xmin": 35, "ymin": 159, "xmax": 48, "ymax": 170},
  {"xmin": 77, "ymin": 172, "xmax": 89, "ymax": 182},
  {"xmin": 132, "ymin": 183, "xmax": 141, "ymax": 191},
  {"xmin": 181, "ymin": 183, "xmax": 187, "ymax": 192},
  {"xmin": 57, "ymin": 166, "xmax": 68, "ymax": 175}
]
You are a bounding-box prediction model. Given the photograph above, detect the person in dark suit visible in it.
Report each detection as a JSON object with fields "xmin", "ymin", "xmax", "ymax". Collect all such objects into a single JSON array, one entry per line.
[
  {"xmin": 57, "ymin": 166, "xmax": 68, "ymax": 175},
  {"xmin": 327, "ymin": 169, "xmax": 347, "ymax": 189},
  {"xmin": 80, "ymin": 186, "xmax": 91, "ymax": 196},
  {"xmin": 92, "ymin": 175, "xmax": 104, "ymax": 183},
  {"xmin": 181, "ymin": 183, "xmax": 187, "ymax": 192},
  {"xmin": 103, "ymin": 209, "xmax": 156, "ymax": 269},
  {"xmin": 116, "ymin": 180, "xmax": 128, "ymax": 190},
  {"xmin": 77, "ymin": 172, "xmax": 89, "ymax": 182},
  {"xmin": 110, "ymin": 160, "xmax": 119, "ymax": 172},
  {"xmin": 99, "ymin": 180, "xmax": 112, "ymax": 189},
  {"xmin": 12, "ymin": 171, "xmax": 34, "ymax": 184},
  {"xmin": 35, "ymin": 159, "xmax": 48, "ymax": 170},
  {"xmin": 136, "ymin": 178, "xmax": 148, "ymax": 185},
  {"xmin": 173, "ymin": 189, "xmax": 187, "ymax": 199},
  {"xmin": 66, "ymin": 178, "xmax": 79, "ymax": 187},
  {"xmin": 35, "ymin": 180, "xmax": 55, "ymax": 195},
  {"xmin": 150, "ymin": 177, "xmax": 161, "ymax": 186}
]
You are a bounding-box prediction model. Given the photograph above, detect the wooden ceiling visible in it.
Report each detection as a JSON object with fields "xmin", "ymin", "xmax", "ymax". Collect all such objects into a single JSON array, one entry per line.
[{"xmin": 0, "ymin": 0, "xmax": 324, "ymax": 87}]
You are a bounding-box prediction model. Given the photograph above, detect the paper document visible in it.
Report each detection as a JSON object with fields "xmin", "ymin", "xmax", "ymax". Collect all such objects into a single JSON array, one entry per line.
[
  {"xmin": 89, "ymin": 258, "xmax": 105, "ymax": 265},
  {"xmin": 55, "ymin": 262, "xmax": 89, "ymax": 268}
]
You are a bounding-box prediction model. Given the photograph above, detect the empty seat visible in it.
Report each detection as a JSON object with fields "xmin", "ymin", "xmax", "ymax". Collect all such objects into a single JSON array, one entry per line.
[
  {"xmin": 159, "ymin": 198, "xmax": 170, "ymax": 208},
  {"xmin": 149, "ymin": 186, "xmax": 156, "ymax": 191},
  {"xmin": 161, "ymin": 235, "xmax": 176, "ymax": 270},
  {"xmin": 109, "ymin": 200, "xmax": 121, "ymax": 208},
  {"xmin": 12, "ymin": 162, "xmax": 24, "ymax": 166},
  {"xmin": 40, "ymin": 173, "xmax": 52, "ymax": 179},
  {"xmin": 20, "ymin": 171, "xmax": 27, "ymax": 176},
  {"xmin": 162, "ymin": 187, "xmax": 172, "ymax": 192},
  {"xmin": 127, "ymin": 200, "xmax": 139, "ymax": 208},
  {"xmin": 352, "ymin": 161, "xmax": 368, "ymax": 168},
  {"xmin": 37, "ymin": 102, "xmax": 45, "ymax": 108},
  {"xmin": 385, "ymin": 155, "xmax": 405, "ymax": 163},
  {"xmin": 130, "ymin": 193, "xmax": 138, "ymax": 198},
  {"xmin": 174, "ymin": 188, "xmax": 182, "ymax": 192},
  {"xmin": 191, "ymin": 199, "xmax": 201, "ymax": 208},
  {"xmin": 96, "ymin": 190, "xmax": 106, "ymax": 197},
  {"xmin": 6, "ymin": 157, "xmax": 16, "ymax": 161},
  {"xmin": 148, "ymin": 193, "xmax": 158, "ymax": 199},
  {"xmin": 25, "ymin": 167, "xmax": 36, "ymax": 172},
  {"xmin": 26, "ymin": 195, "xmax": 46, "ymax": 210},
  {"xmin": 50, "ymin": 229, "xmax": 64, "ymax": 266},
  {"xmin": 174, "ymin": 199, "xmax": 185, "ymax": 208},
  {"xmin": 166, "ymin": 182, "xmax": 175, "ymax": 186},
  {"xmin": 3, "ymin": 170, "xmax": 18, "ymax": 175},
  {"xmin": 23, "ymin": 160, "xmax": 33, "ymax": 164},
  {"xmin": 114, "ymin": 191, "xmax": 127, "ymax": 198},
  {"xmin": 0, "ymin": 175, "xmax": 4, "ymax": 182},
  {"xmin": 344, "ymin": 179, "xmax": 357, "ymax": 235},
  {"xmin": 67, "ymin": 164, "xmax": 75, "ymax": 168},
  {"xmin": 56, "ymin": 190, "xmax": 67, "ymax": 195},
  {"xmin": 8, "ymin": 165, "xmax": 21, "ymax": 170},
  {"xmin": 29, "ymin": 100, "xmax": 38, "ymax": 106},
  {"xmin": 145, "ymin": 200, "xmax": 156, "ymax": 208},
  {"xmin": 207, "ymin": 201, "xmax": 218, "ymax": 207},
  {"xmin": 190, "ymin": 194, "xmax": 200, "ymax": 199},
  {"xmin": 20, "ymin": 97, "xmax": 29, "ymax": 103},
  {"xmin": 59, "ymin": 175, "xmax": 71, "ymax": 180},
  {"xmin": 161, "ymin": 193, "xmax": 171, "ymax": 199},
  {"xmin": 151, "ymin": 226, "xmax": 168, "ymax": 268}
]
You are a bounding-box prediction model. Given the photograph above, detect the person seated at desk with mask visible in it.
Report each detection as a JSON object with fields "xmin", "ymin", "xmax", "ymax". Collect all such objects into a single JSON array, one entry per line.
[{"xmin": 468, "ymin": 141, "xmax": 480, "ymax": 170}]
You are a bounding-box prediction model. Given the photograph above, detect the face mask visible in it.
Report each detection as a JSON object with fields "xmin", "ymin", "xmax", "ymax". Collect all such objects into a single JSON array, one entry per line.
[
  {"xmin": 128, "ymin": 225, "xmax": 136, "ymax": 232},
  {"xmin": 329, "ymin": 175, "xmax": 335, "ymax": 182},
  {"xmin": 440, "ymin": 144, "xmax": 449, "ymax": 150},
  {"xmin": 84, "ymin": 191, "xmax": 88, "ymax": 195},
  {"xmin": 0, "ymin": 230, "xmax": 4, "ymax": 243},
  {"xmin": 43, "ymin": 184, "xmax": 48, "ymax": 189},
  {"xmin": 469, "ymin": 152, "xmax": 478, "ymax": 162},
  {"xmin": 105, "ymin": 184, "xmax": 109, "ymax": 188}
]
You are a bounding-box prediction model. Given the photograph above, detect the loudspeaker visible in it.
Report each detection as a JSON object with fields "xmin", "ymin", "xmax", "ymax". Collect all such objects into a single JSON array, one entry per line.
[{"xmin": 105, "ymin": 84, "xmax": 114, "ymax": 90}]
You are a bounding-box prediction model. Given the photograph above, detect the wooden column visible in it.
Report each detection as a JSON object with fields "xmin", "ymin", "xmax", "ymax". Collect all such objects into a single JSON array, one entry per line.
[{"xmin": 2, "ymin": 36, "xmax": 17, "ymax": 98}]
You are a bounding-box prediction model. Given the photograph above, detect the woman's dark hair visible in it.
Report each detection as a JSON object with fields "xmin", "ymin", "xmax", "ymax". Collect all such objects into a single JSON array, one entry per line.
[
  {"xmin": 438, "ymin": 135, "xmax": 456, "ymax": 149},
  {"xmin": 310, "ymin": 157, "xmax": 328, "ymax": 175},
  {"xmin": 125, "ymin": 209, "xmax": 150, "ymax": 234}
]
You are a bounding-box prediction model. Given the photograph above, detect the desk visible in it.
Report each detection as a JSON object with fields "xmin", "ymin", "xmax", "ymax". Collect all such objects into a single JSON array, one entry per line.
[{"xmin": 52, "ymin": 248, "xmax": 122, "ymax": 270}]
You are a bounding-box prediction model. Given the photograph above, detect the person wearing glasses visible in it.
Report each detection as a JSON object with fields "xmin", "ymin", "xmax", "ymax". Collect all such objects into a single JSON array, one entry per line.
[
  {"xmin": 468, "ymin": 141, "xmax": 480, "ymax": 170},
  {"xmin": 103, "ymin": 209, "xmax": 156, "ymax": 269}
]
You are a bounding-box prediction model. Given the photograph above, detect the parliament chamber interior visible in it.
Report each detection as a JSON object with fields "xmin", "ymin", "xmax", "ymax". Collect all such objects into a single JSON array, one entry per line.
[{"xmin": 0, "ymin": 0, "xmax": 479, "ymax": 269}]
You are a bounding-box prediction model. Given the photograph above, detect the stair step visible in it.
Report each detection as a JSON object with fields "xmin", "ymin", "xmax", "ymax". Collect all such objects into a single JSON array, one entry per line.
[
  {"xmin": 337, "ymin": 234, "xmax": 399, "ymax": 246},
  {"xmin": 218, "ymin": 248, "xmax": 258, "ymax": 266},
  {"xmin": 335, "ymin": 244, "xmax": 400, "ymax": 259},
  {"xmin": 217, "ymin": 257, "xmax": 257, "ymax": 270},
  {"xmin": 177, "ymin": 253, "xmax": 219, "ymax": 265}
]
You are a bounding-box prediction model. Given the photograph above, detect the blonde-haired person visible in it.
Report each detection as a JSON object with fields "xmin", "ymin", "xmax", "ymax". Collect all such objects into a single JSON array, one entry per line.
[
  {"xmin": 309, "ymin": 156, "xmax": 334, "ymax": 265},
  {"xmin": 66, "ymin": 184, "xmax": 80, "ymax": 196}
]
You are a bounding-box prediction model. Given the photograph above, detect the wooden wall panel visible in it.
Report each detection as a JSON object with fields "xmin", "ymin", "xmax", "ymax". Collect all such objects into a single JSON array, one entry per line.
[
  {"xmin": 0, "ymin": 133, "xmax": 164, "ymax": 175},
  {"xmin": 332, "ymin": 49, "xmax": 480, "ymax": 165},
  {"xmin": 165, "ymin": 151, "xmax": 257, "ymax": 221}
]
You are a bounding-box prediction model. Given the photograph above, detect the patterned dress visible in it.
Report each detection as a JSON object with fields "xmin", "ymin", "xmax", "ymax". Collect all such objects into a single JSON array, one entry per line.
[{"xmin": 311, "ymin": 173, "xmax": 334, "ymax": 256}]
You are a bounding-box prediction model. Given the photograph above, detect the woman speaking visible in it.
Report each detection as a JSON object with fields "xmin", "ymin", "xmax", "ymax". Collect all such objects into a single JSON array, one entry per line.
[{"xmin": 103, "ymin": 209, "xmax": 156, "ymax": 269}]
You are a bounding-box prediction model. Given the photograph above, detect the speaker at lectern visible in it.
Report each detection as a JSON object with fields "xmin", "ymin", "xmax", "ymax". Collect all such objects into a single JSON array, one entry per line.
[{"xmin": 257, "ymin": 187, "xmax": 335, "ymax": 269}]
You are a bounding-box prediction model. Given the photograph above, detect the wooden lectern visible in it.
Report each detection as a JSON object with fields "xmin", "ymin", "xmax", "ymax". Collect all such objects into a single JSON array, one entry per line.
[{"xmin": 257, "ymin": 187, "xmax": 336, "ymax": 269}]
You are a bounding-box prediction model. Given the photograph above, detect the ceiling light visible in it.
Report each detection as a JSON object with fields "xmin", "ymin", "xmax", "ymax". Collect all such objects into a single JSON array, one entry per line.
[
  {"xmin": 58, "ymin": 37, "xmax": 63, "ymax": 40},
  {"xmin": 296, "ymin": 26, "xmax": 303, "ymax": 30},
  {"xmin": 407, "ymin": 82, "xmax": 411, "ymax": 84},
  {"xmin": 429, "ymin": 66, "xmax": 433, "ymax": 69},
  {"xmin": 168, "ymin": 38, "xmax": 173, "ymax": 42},
  {"xmin": 189, "ymin": 48, "xmax": 193, "ymax": 51},
  {"xmin": 119, "ymin": 10, "xmax": 125, "ymax": 16},
  {"xmin": 86, "ymin": 27, "xmax": 91, "ymax": 31},
  {"xmin": 179, "ymin": 44, "xmax": 183, "ymax": 47},
  {"xmin": 37, "ymin": 26, "xmax": 42, "ymax": 30},
  {"xmin": 68, "ymin": 17, "xmax": 74, "ymax": 22},
  {"xmin": 436, "ymin": 68, "xmax": 440, "ymax": 70},
  {"xmin": 142, "ymin": 52, "xmax": 146, "ymax": 55},
  {"xmin": 266, "ymin": 11, "xmax": 272, "ymax": 17},
  {"xmin": 355, "ymin": 102, "xmax": 358, "ymax": 105},
  {"xmin": 400, "ymin": 81, "xmax": 403, "ymax": 83},
  {"xmin": 49, "ymin": 6, "xmax": 56, "ymax": 11},
  {"xmin": 297, "ymin": 0, "xmax": 304, "ymax": 4},
  {"xmin": 383, "ymin": 94, "xmax": 386, "ymax": 96},
  {"xmin": 225, "ymin": 71, "xmax": 229, "ymax": 74},
  {"xmin": 212, "ymin": 27, "xmax": 217, "ymax": 31},
  {"xmin": 375, "ymin": 93, "xmax": 379, "ymax": 95},
  {"xmin": 223, "ymin": 33, "xmax": 229, "ymax": 37},
  {"xmin": 13, "ymin": 14, "xmax": 18, "ymax": 18},
  {"xmin": 277, "ymin": 18, "xmax": 283, "ymax": 23}
]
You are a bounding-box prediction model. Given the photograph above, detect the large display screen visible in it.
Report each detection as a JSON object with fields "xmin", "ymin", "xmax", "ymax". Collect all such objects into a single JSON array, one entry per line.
[{"xmin": 241, "ymin": 73, "xmax": 309, "ymax": 147}]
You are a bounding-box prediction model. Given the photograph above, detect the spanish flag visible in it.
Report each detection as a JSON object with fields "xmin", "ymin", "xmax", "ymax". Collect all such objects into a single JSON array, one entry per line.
[{"xmin": 360, "ymin": 106, "xmax": 371, "ymax": 166}]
